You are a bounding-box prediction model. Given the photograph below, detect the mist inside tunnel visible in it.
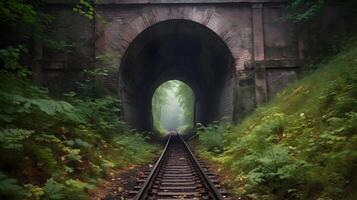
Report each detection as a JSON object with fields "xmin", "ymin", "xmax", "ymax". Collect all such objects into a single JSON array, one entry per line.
[
  {"xmin": 152, "ymin": 80, "xmax": 194, "ymax": 134},
  {"xmin": 119, "ymin": 19, "xmax": 235, "ymax": 131}
]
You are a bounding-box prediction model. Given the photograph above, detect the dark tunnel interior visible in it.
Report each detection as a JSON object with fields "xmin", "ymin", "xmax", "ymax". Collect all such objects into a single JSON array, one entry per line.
[{"xmin": 119, "ymin": 19, "xmax": 235, "ymax": 131}]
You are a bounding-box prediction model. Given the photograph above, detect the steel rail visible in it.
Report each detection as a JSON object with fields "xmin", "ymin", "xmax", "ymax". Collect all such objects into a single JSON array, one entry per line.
[
  {"xmin": 133, "ymin": 133, "xmax": 225, "ymax": 199},
  {"xmin": 133, "ymin": 134, "xmax": 172, "ymax": 200},
  {"xmin": 178, "ymin": 134, "xmax": 225, "ymax": 200}
]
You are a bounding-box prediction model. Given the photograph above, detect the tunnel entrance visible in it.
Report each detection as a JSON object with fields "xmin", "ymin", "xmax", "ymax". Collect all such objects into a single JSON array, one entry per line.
[
  {"xmin": 119, "ymin": 19, "xmax": 235, "ymax": 131},
  {"xmin": 152, "ymin": 80, "xmax": 195, "ymax": 134}
]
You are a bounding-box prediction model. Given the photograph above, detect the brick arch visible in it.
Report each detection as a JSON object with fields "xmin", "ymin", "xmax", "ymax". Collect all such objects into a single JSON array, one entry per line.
[
  {"xmin": 116, "ymin": 18, "xmax": 235, "ymax": 130},
  {"xmin": 95, "ymin": 5, "xmax": 252, "ymax": 94},
  {"xmin": 42, "ymin": 1, "xmax": 301, "ymax": 130},
  {"xmin": 114, "ymin": 7, "xmax": 238, "ymax": 70}
]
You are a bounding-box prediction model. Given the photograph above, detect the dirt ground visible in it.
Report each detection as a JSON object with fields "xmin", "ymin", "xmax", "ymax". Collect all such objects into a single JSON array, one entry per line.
[{"xmin": 90, "ymin": 163, "xmax": 155, "ymax": 200}]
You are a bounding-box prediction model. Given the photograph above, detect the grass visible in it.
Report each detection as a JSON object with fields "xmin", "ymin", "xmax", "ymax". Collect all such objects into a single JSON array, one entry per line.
[{"xmin": 197, "ymin": 42, "xmax": 357, "ymax": 199}]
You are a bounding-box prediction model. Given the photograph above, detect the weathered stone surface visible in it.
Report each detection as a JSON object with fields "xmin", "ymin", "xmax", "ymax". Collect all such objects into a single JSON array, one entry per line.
[
  {"xmin": 40, "ymin": 0, "xmax": 308, "ymax": 130},
  {"xmin": 41, "ymin": 6, "xmax": 94, "ymax": 90},
  {"xmin": 266, "ymin": 69, "xmax": 298, "ymax": 99},
  {"xmin": 45, "ymin": 0, "xmax": 287, "ymax": 4},
  {"xmin": 263, "ymin": 5, "xmax": 297, "ymax": 60}
]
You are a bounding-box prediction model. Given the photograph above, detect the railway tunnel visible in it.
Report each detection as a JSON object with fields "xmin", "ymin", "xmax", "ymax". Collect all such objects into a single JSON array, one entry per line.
[{"xmin": 118, "ymin": 19, "xmax": 235, "ymax": 131}]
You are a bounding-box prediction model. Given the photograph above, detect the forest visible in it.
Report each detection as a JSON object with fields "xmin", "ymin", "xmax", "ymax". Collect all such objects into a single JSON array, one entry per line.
[
  {"xmin": 0, "ymin": 0, "xmax": 356, "ymax": 199},
  {"xmin": 152, "ymin": 80, "xmax": 194, "ymax": 134}
]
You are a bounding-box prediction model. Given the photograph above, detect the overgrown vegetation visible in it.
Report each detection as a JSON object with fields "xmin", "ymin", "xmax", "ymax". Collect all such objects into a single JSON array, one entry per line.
[
  {"xmin": 287, "ymin": 0, "xmax": 325, "ymax": 22},
  {"xmin": 2, "ymin": 0, "xmax": 356, "ymax": 199},
  {"xmin": 0, "ymin": 73, "xmax": 157, "ymax": 200},
  {"xmin": 198, "ymin": 41, "xmax": 357, "ymax": 199},
  {"xmin": 287, "ymin": 0, "xmax": 357, "ymax": 23},
  {"xmin": 0, "ymin": 1, "xmax": 157, "ymax": 199},
  {"xmin": 287, "ymin": 0, "xmax": 357, "ymax": 72}
]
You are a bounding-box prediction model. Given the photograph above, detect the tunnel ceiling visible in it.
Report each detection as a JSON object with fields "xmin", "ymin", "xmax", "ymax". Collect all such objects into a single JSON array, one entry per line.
[{"xmin": 119, "ymin": 19, "xmax": 234, "ymax": 130}]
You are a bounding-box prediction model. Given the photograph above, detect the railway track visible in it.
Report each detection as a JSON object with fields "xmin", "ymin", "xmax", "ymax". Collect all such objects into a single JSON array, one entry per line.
[{"xmin": 128, "ymin": 133, "xmax": 228, "ymax": 200}]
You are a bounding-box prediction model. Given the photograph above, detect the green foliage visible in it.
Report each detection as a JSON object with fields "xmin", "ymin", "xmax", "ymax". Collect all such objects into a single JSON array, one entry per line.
[
  {"xmin": 152, "ymin": 81, "xmax": 174, "ymax": 133},
  {"xmin": 176, "ymin": 82, "xmax": 195, "ymax": 127},
  {"xmin": 0, "ymin": 73, "xmax": 157, "ymax": 199},
  {"xmin": 198, "ymin": 45, "xmax": 357, "ymax": 199},
  {"xmin": 43, "ymin": 178, "xmax": 65, "ymax": 200},
  {"xmin": 0, "ymin": 0, "xmax": 51, "ymax": 39},
  {"xmin": 44, "ymin": 40, "xmax": 73, "ymax": 53},
  {"xmin": 152, "ymin": 80, "xmax": 194, "ymax": 133},
  {"xmin": 110, "ymin": 134, "xmax": 156, "ymax": 166},
  {"xmin": 77, "ymin": 68, "xmax": 110, "ymax": 98},
  {"xmin": 197, "ymin": 122, "xmax": 228, "ymax": 154},
  {"xmin": 64, "ymin": 179, "xmax": 95, "ymax": 200},
  {"xmin": 25, "ymin": 184, "xmax": 45, "ymax": 200},
  {"xmin": 0, "ymin": 1, "xmax": 156, "ymax": 198},
  {"xmin": 0, "ymin": 172, "xmax": 25, "ymax": 199},
  {"xmin": 0, "ymin": 0, "xmax": 72, "ymax": 78},
  {"xmin": 0, "ymin": 129, "xmax": 33, "ymax": 150},
  {"xmin": 287, "ymin": 0, "xmax": 325, "ymax": 22},
  {"xmin": 73, "ymin": 0, "xmax": 95, "ymax": 20},
  {"xmin": 0, "ymin": 46, "xmax": 31, "ymax": 77},
  {"xmin": 287, "ymin": 0, "xmax": 357, "ymax": 23}
]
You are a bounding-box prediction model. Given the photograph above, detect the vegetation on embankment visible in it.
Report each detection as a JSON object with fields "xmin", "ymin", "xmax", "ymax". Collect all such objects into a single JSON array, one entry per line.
[
  {"xmin": 0, "ymin": 2, "xmax": 158, "ymax": 199},
  {"xmin": 197, "ymin": 42, "xmax": 357, "ymax": 199},
  {"xmin": 0, "ymin": 74, "xmax": 157, "ymax": 200}
]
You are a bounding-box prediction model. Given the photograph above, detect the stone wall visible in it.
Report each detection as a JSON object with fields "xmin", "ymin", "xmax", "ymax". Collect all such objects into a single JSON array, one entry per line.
[
  {"xmin": 39, "ymin": 4, "xmax": 95, "ymax": 90},
  {"xmin": 41, "ymin": 0, "xmax": 307, "ymax": 129}
]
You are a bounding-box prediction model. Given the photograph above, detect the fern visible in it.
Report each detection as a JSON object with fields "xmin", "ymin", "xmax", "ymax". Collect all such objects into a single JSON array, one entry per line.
[
  {"xmin": 64, "ymin": 179, "xmax": 94, "ymax": 200},
  {"xmin": 0, "ymin": 73, "xmax": 157, "ymax": 199},
  {"xmin": 198, "ymin": 45, "xmax": 357, "ymax": 199},
  {"xmin": 0, "ymin": 128, "xmax": 33, "ymax": 150},
  {"xmin": 24, "ymin": 184, "xmax": 44, "ymax": 200},
  {"xmin": 0, "ymin": 172, "xmax": 25, "ymax": 199},
  {"xmin": 43, "ymin": 178, "xmax": 66, "ymax": 200}
]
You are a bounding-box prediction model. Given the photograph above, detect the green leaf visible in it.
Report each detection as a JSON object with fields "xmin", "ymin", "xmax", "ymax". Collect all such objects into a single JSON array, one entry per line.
[{"xmin": 43, "ymin": 178, "xmax": 65, "ymax": 200}]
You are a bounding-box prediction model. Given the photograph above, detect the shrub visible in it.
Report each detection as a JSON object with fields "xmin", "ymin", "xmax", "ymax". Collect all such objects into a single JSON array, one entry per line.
[
  {"xmin": 198, "ymin": 44, "xmax": 357, "ymax": 199},
  {"xmin": 0, "ymin": 73, "xmax": 157, "ymax": 199}
]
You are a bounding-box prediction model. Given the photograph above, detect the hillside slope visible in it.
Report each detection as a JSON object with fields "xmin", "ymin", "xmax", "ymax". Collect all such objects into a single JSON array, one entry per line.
[
  {"xmin": 198, "ymin": 44, "xmax": 357, "ymax": 199},
  {"xmin": 0, "ymin": 75, "xmax": 157, "ymax": 200}
]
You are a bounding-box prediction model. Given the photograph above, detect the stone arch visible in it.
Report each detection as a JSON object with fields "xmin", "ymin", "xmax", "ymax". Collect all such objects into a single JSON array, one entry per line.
[
  {"xmin": 113, "ymin": 7, "xmax": 240, "ymax": 70},
  {"xmin": 118, "ymin": 19, "xmax": 236, "ymax": 130}
]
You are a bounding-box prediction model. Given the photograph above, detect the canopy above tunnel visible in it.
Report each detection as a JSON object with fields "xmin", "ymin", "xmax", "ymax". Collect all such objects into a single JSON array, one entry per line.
[{"xmin": 119, "ymin": 19, "xmax": 235, "ymax": 131}]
